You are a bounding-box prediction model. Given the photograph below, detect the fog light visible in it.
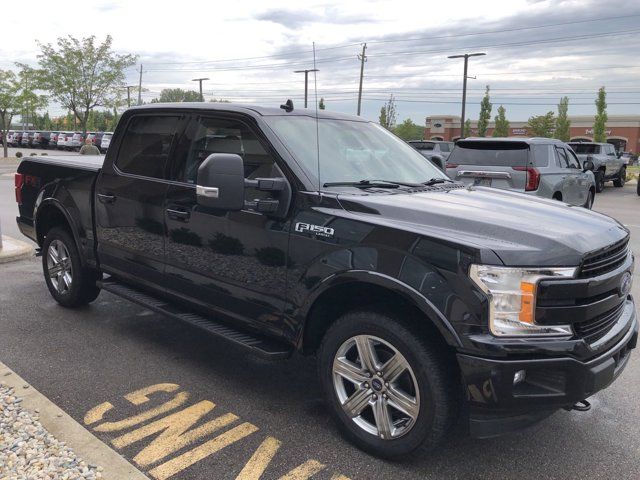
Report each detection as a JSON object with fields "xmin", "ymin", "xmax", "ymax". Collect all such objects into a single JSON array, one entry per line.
[{"xmin": 513, "ymin": 369, "xmax": 526, "ymax": 385}]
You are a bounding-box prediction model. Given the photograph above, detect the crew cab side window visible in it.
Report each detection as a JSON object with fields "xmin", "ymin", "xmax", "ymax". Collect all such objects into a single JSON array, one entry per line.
[
  {"xmin": 172, "ymin": 116, "xmax": 282, "ymax": 199},
  {"xmin": 116, "ymin": 115, "xmax": 181, "ymax": 179}
]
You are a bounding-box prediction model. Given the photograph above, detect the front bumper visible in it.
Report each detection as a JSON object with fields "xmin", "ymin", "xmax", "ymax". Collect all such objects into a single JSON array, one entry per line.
[{"xmin": 458, "ymin": 302, "xmax": 637, "ymax": 438}]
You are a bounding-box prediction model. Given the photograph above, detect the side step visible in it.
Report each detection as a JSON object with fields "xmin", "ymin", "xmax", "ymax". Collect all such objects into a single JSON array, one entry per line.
[{"xmin": 98, "ymin": 279, "xmax": 293, "ymax": 359}]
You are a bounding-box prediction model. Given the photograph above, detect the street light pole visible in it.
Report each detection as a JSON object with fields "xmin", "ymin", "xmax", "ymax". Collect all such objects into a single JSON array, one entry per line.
[
  {"xmin": 191, "ymin": 77, "xmax": 210, "ymax": 102},
  {"xmin": 447, "ymin": 52, "xmax": 486, "ymax": 139},
  {"xmin": 294, "ymin": 69, "xmax": 319, "ymax": 108}
]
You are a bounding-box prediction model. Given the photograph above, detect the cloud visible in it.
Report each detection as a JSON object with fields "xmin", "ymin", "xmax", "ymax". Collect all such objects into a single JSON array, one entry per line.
[{"xmin": 256, "ymin": 7, "xmax": 379, "ymax": 29}]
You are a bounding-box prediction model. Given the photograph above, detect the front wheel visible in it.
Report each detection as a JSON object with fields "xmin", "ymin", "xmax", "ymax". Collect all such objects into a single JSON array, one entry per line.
[
  {"xmin": 595, "ymin": 170, "xmax": 605, "ymax": 193},
  {"xmin": 613, "ymin": 167, "xmax": 626, "ymax": 187},
  {"xmin": 318, "ymin": 310, "xmax": 459, "ymax": 459},
  {"xmin": 42, "ymin": 227, "xmax": 101, "ymax": 307}
]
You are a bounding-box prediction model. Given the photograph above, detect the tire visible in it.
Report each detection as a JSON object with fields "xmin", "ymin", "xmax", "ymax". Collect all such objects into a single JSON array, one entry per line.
[
  {"xmin": 42, "ymin": 227, "xmax": 101, "ymax": 307},
  {"xmin": 318, "ymin": 310, "xmax": 459, "ymax": 459},
  {"xmin": 595, "ymin": 170, "xmax": 605, "ymax": 193},
  {"xmin": 613, "ymin": 167, "xmax": 626, "ymax": 188},
  {"xmin": 637, "ymin": 179, "xmax": 640, "ymax": 196},
  {"xmin": 583, "ymin": 189, "xmax": 595, "ymax": 209}
]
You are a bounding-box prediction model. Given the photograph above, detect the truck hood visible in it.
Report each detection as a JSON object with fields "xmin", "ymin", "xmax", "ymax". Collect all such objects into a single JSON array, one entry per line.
[{"xmin": 337, "ymin": 186, "xmax": 628, "ymax": 266}]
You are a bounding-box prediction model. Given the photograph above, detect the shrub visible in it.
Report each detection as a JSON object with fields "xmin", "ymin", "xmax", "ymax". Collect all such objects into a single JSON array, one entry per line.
[{"xmin": 15, "ymin": 152, "xmax": 22, "ymax": 158}]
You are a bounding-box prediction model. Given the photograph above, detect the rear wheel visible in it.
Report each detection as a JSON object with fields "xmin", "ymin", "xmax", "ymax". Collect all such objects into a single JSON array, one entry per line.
[
  {"xmin": 613, "ymin": 167, "xmax": 626, "ymax": 187},
  {"xmin": 318, "ymin": 310, "xmax": 458, "ymax": 459},
  {"xmin": 595, "ymin": 170, "xmax": 605, "ymax": 193},
  {"xmin": 42, "ymin": 227, "xmax": 101, "ymax": 307}
]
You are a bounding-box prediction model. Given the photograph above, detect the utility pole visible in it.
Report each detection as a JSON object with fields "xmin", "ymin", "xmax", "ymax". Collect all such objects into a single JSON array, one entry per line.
[
  {"xmin": 123, "ymin": 85, "xmax": 136, "ymax": 108},
  {"xmin": 191, "ymin": 77, "xmax": 210, "ymax": 102},
  {"xmin": 293, "ymin": 69, "xmax": 319, "ymax": 108},
  {"xmin": 137, "ymin": 65, "xmax": 144, "ymax": 106},
  {"xmin": 447, "ymin": 52, "xmax": 485, "ymax": 139},
  {"xmin": 356, "ymin": 43, "xmax": 367, "ymax": 116}
]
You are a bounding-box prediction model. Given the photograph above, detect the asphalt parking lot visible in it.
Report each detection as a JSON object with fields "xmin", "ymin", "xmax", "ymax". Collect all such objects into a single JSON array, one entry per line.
[{"xmin": 1, "ymin": 158, "xmax": 639, "ymax": 479}]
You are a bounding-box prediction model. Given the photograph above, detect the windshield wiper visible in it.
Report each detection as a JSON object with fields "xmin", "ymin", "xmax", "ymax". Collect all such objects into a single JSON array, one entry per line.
[
  {"xmin": 422, "ymin": 177, "xmax": 454, "ymax": 186},
  {"xmin": 323, "ymin": 179, "xmax": 405, "ymax": 188}
]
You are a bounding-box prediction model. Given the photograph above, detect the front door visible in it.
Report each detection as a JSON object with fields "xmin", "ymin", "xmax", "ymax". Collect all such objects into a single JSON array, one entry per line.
[
  {"xmin": 95, "ymin": 113, "xmax": 184, "ymax": 288},
  {"xmin": 555, "ymin": 146, "xmax": 583, "ymax": 205},
  {"xmin": 163, "ymin": 114, "xmax": 290, "ymax": 336}
]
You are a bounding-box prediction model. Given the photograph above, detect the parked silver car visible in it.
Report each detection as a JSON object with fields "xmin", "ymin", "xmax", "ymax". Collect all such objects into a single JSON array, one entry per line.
[
  {"xmin": 447, "ymin": 137, "xmax": 596, "ymax": 208},
  {"xmin": 407, "ymin": 140, "xmax": 454, "ymax": 170}
]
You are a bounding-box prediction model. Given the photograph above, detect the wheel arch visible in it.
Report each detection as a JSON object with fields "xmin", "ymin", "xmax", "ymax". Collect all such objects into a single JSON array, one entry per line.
[
  {"xmin": 35, "ymin": 199, "xmax": 85, "ymax": 266},
  {"xmin": 299, "ymin": 272, "xmax": 463, "ymax": 355}
]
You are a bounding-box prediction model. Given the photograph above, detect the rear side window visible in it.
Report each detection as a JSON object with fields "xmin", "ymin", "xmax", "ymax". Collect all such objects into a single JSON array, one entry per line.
[
  {"xmin": 438, "ymin": 142, "xmax": 454, "ymax": 153},
  {"xmin": 116, "ymin": 115, "xmax": 181, "ymax": 179},
  {"xmin": 449, "ymin": 141, "xmax": 532, "ymax": 167},
  {"xmin": 409, "ymin": 142, "xmax": 434, "ymax": 151}
]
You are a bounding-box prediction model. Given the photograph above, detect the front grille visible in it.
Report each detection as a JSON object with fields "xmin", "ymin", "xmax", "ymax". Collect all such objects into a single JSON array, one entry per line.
[
  {"xmin": 579, "ymin": 238, "xmax": 629, "ymax": 278},
  {"xmin": 574, "ymin": 301, "xmax": 625, "ymax": 344}
]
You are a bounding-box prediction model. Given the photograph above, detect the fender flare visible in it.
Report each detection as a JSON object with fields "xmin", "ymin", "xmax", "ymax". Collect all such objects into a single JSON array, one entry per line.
[
  {"xmin": 34, "ymin": 197, "xmax": 86, "ymax": 266},
  {"xmin": 299, "ymin": 269, "xmax": 463, "ymax": 348}
]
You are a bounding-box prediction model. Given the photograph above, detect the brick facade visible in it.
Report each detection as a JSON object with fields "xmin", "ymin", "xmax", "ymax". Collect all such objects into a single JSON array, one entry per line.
[{"xmin": 424, "ymin": 115, "xmax": 640, "ymax": 153}]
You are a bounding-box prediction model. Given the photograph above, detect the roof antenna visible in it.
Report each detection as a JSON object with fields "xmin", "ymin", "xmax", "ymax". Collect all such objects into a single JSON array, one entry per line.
[
  {"xmin": 312, "ymin": 42, "xmax": 321, "ymax": 194},
  {"xmin": 280, "ymin": 99, "xmax": 294, "ymax": 112}
]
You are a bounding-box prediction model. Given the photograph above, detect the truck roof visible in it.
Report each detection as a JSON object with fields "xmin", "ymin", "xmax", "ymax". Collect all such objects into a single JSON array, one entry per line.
[
  {"xmin": 459, "ymin": 137, "xmax": 566, "ymax": 145},
  {"xmin": 127, "ymin": 102, "xmax": 368, "ymax": 122}
]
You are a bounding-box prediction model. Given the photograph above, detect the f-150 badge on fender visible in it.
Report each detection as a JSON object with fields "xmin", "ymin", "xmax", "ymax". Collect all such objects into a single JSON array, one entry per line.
[{"xmin": 295, "ymin": 222, "xmax": 335, "ymax": 238}]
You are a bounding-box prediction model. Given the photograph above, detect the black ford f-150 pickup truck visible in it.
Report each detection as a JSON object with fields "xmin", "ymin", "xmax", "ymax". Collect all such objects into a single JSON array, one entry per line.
[{"xmin": 15, "ymin": 103, "xmax": 637, "ymax": 458}]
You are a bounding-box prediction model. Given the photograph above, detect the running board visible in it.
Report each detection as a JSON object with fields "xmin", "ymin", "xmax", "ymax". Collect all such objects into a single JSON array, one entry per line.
[{"xmin": 98, "ymin": 279, "xmax": 293, "ymax": 359}]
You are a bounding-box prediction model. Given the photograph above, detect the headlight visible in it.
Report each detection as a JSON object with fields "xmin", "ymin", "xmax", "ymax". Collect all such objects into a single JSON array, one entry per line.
[{"xmin": 469, "ymin": 264, "xmax": 577, "ymax": 337}]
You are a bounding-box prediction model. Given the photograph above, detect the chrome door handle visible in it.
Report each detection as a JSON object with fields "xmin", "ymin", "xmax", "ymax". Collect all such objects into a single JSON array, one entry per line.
[
  {"xmin": 97, "ymin": 193, "xmax": 116, "ymax": 204},
  {"xmin": 166, "ymin": 208, "xmax": 190, "ymax": 221}
]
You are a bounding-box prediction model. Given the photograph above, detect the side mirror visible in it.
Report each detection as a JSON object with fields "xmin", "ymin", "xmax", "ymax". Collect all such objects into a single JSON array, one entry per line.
[
  {"xmin": 196, "ymin": 153, "xmax": 291, "ymax": 217},
  {"xmin": 197, "ymin": 153, "xmax": 245, "ymax": 211},
  {"xmin": 583, "ymin": 160, "xmax": 595, "ymax": 172}
]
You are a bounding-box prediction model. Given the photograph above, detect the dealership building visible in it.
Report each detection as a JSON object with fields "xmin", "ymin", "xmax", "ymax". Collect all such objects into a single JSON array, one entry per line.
[{"xmin": 424, "ymin": 115, "xmax": 640, "ymax": 152}]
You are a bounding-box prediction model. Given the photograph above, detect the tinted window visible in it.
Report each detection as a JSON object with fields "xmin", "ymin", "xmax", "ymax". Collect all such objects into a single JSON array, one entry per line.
[
  {"xmin": 449, "ymin": 141, "xmax": 531, "ymax": 167},
  {"xmin": 569, "ymin": 144, "xmax": 600, "ymax": 155},
  {"xmin": 555, "ymin": 146, "xmax": 570, "ymax": 168},
  {"xmin": 438, "ymin": 142, "xmax": 454, "ymax": 152},
  {"xmin": 410, "ymin": 142, "xmax": 434, "ymax": 151},
  {"xmin": 116, "ymin": 115, "xmax": 181, "ymax": 179},
  {"xmin": 172, "ymin": 116, "xmax": 280, "ymax": 199},
  {"xmin": 566, "ymin": 148, "xmax": 580, "ymax": 168}
]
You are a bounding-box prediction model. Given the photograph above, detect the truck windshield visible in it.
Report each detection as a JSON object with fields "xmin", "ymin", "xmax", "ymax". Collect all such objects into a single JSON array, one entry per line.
[{"xmin": 266, "ymin": 116, "xmax": 446, "ymax": 188}]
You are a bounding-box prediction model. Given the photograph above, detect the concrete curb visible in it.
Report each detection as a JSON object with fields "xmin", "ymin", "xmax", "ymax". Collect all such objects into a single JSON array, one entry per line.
[
  {"xmin": 0, "ymin": 235, "xmax": 34, "ymax": 264},
  {"xmin": 0, "ymin": 361, "xmax": 148, "ymax": 480}
]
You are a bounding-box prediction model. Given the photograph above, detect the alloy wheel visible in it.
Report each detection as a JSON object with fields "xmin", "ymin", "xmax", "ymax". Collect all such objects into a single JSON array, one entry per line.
[
  {"xmin": 332, "ymin": 335, "xmax": 420, "ymax": 440},
  {"xmin": 47, "ymin": 239, "xmax": 73, "ymax": 294}
]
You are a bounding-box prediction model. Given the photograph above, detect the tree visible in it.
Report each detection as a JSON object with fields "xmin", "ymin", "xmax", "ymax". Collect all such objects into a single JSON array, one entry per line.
[
  {"xmin": 393, "ymin": 118, "xmax": 423, "ymax": 141},
  {"xmin": 593, "ymin": 87, "xmax": 608, "ymax": 142},
  {"xmin": 0, "ymin": 69, "xmax": 20, "ymax": 157},
  {"xmin": 379, "ymin": 94, "xmax": 397, "ymax": 130},
  {"xmin": 151, "ymin": 88, "xmax": 202, "ymax": 103},
  {"xmin": 527, "ymin": 111, "xmax": 556, "ymax": 137},
  {"xmin": 319, "ymin": 97, "xmax": 326, "ymax": 110},
  {"xmin": 14, "ymin": 64, "xmax": 48, "ymax": 130},
  {"xmin": 492, "ymin": 105, "xmax": 509, "ymax": 137},
  {"xmin": 37, "ymin": 35, "xmax": 137, "ymax": 135},
  {"xmin": 555, "ymin": 96, "xmax": 571, "ymax": 142},
  {"xmin": 477, "ymin": 85, "xmax": 492, "ymax": 137},
  {"xmin": 463, "ymin": 118, "xmax": 472, "ymax": 138}
]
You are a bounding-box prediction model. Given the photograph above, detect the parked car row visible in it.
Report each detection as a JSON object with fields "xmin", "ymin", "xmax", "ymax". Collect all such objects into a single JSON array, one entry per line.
[
  {"xmin": 408, "ymin": 137, "xmax": 630, "ymax": 209},
  {"xmin": 5, "ymin": 130, "xmax": 113, "ymax": 152}
]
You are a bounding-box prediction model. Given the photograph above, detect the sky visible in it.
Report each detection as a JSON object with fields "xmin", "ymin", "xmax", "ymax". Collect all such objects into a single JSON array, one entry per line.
[{"xmin": 2, "ymin": 0, "xmax": 640, "ymax": 125}]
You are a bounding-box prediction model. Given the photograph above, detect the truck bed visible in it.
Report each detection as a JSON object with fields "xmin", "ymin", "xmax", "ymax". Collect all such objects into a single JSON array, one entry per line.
[{"xmin": 20, "ymin": 154, "xmax": 105, "ymax": 171}]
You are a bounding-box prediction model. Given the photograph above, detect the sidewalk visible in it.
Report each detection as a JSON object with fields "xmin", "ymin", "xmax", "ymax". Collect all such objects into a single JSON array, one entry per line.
[{"xmin": 0, "ymin": 236, "xmax": 34, "ymax": 264}]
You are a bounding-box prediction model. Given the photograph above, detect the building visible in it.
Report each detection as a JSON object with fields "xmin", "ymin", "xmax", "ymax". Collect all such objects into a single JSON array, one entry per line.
[{"xmin": 424, "ymin": 115, "xmax": 640, "ymax": 152}]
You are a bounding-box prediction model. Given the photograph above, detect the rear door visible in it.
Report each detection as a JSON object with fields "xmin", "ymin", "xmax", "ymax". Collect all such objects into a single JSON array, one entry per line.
[
  {"xmin": 95, "ymin": 113, "xmax": 185, "ymax": 289},
  {"xmin": 554, "ymin": 146, "xmax": 580, "ymax": 205},
  {"xmin": 447, "ymin": 141, "xmax": 530, "ymax": 190}
]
